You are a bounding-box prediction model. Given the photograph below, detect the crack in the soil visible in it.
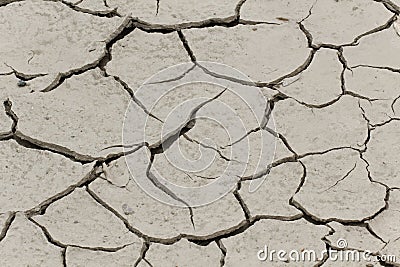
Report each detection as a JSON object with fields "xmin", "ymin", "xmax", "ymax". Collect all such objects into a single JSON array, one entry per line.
[
  {"xmin": 28, "ymin": 216, "xmax": 66, "ymax": 249},
  {"xmin": 357, "ymin": 101, "xmax": 373, "ymax": 150},
  {"xmin": 25, "ymin": 166, "xmax": 101, "ymax": 217},
  {"xmin": 155, "ymin": 0, "xmax": 159, "ymax": 16},
  {"xmin": 391, "ymin": 95, "xmax": 400, "ymax": 115},
  {"xmin": 52, "ymin": 0, "xmax": 121, "ymax": 18},
  {"xmin": 0, "ymin": 0, "xmax": 23, "ymax": 7},
  {"xmin": 3, "ymin": 63, "xmax": 47, "ymax": 81},
  {"xmin": 233, "ymin": 181, "xmax": 251, "ymax": 220},
  {"xmin": 3, "ymin": 98, "xmax": 18, "ymax": 132},
  {"xmin": 295, "ymin": 161, "xmax": 307, "ymax": 194},
  {"xmin": 287, "ymin": 142, "xmax": 391, "ymax": 225},
  {"xmin": 221, "ymin": 96, "xmax": 275, "ymax": 150},
  {"xmin": 177, "ymin": 30, "xmax": 196, "ymax": 62},
  {"xmin": 98, "ymin": 17, "xmax": 135, "ymax": 71},
  {"xmin": 86, "ymin": 183, "xmax": 305, "ymax": 247},
  {"xmin": 146, "ymin": 157, "xmax": 196, "ymax": 230},
  {"xmin": 182, "ymin": 134, "xmax": 236, "ymax": 163},
  {"xmin": 106, "ymin": 74, "xmax": 163, "ymax": 123},
  {"xmin": 42, "ymin": 16, "xmax": 134, "ymax": 93},
  {"xmin": 28, "ymin": 216, "xmax": 138, "ymax": 253},
  {"xmin": 0, "ymin": 212, "xmax": 16, "ymax": 243},
  {"xmin": 144, "ymin": 89, "xmax": 228, "ymax": 230},
  {"xmin": 133, "ymin": 241, "xmax": 151, "ymax": 267},
  {"xmin": 3, "ymin": 95, "xmax": 148, "ymax": 165},
  {"xmin": 216, "ymin": 239, "xmax": 227, "ymax": 267},
  {"xmin": 371, "ymin": 117, "xmax": 400, "ymax": 128},
  {"xmin": 290, "ymin": 183, "xmax": 390, "ymax": 225},
  {"xmin": 145, "ymin": 63, "xmax": 197, "ymax": 85},
  {"xmin": 374, "ymin": 0, "xmax": 400, "ymax": 15},
  {"xmin": 242, "ymin": 146, "xmax": 362, "ymax": 181},
  {"xmin": 298, "ymin": 3, "xmax": 397, "ymax": 49},
  {"xmin": 61, "ymin": 247, "xmax": 67, "ymax": 267},
  {"xmin": 320, "ymin": 163, "xmax": 357, "ymax": 193},
  {"xmin": 352, "ymin": 64, "xmax": 400, "ymax": 74}
]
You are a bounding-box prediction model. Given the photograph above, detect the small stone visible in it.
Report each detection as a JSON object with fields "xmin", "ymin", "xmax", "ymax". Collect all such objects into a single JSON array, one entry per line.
[
  {"xmin": 17, "ymin": 80, "xmax": 27, "ymax": 87},
  {"xmin": 122, "ymin": 203, "xmax": 134, "ymax": 215}
]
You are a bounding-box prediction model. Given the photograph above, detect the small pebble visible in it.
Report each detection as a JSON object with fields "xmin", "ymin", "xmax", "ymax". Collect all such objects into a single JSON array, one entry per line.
[
  {"xmin": 122, "ymin": 203, "xmax": 134, "ymax": 215},
  {"xmin": 17, "ymin": 80, "xmax": 27, "ymax": 87}
]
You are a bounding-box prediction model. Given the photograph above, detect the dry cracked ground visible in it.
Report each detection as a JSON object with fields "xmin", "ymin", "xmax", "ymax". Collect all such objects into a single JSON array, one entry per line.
[{"xmin": 1, "ymin": 0, "xmax": 400, "ymax": 266}]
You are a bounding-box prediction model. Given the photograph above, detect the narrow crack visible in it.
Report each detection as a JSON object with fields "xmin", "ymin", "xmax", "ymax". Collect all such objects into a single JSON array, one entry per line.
[
  {"xmin": 287, "ymin": 131, "xmax": 390, "ymax": 225},
  {"xmin": 0, "ymin": 131, "xmax": 13, "ymax": 141},
  {"xmin": 265, "ymin": 126, "xmax": 298, "ymax": 156},
  {"xmin": 196, "ymin": 62, "xmax": 262, "ymax": 88},
  {"xmin": 345, "ymin": 15, "xmax": 397, "ymax": 46},
  {"xmin": 391, "ymin": 95, "xmax": 400, "ymax": 115},
  {"xmin": 270, "ymin": 49, "xmax": 317, "ymax": 86},
  {"xmin": 146, "ymin": 156, "xmax": 196, "ymax": 229},
  {"xmin": 3, "ymin": 98, "xmax": 18, "ymax": 133},
  {"xmin": 371, "ymin": 117, "xmax": 400, "ymax": 128},
  {"xmin": 337, "ymin": 48, "xmax": 349, "ymax": 94},
  {"xmin": 183, "ymin": 134, "xmax": 234, "ymax": 163},
  {"xmin": 320, "ymin": 163, "xmax": 357, "ymax": 193},
  {"xmin": 0, "ymin": 0, "xmax": 23, "ymax": 7},
  {"xmin": 85, "ymin": 184, "xmax": 307, "ymax": 247},
  {"xmin": 216, "ymin": 239, "xmax": 227, "ymax": 267},
  {"xmin": 295, "ymin": 161, "xmax": 307, "ymax": 194},
  {"xmin": 85, "ymin": 186, "xmax": 165, "ymax": 243},
  {"xmin": 155, "ymin": 0, "xmax": 159, "ymax": 15},
  {"xmin": 316, "ymin": 225, "xmax": 336, "ymax": 267},
  {"xmin": 62, "ymin": 247, "xmax": 67, "ymax": 267},
  {"xmin": 98, "ymin": 16, "xmax": 135, "ymax": 70},
  {"xmin": 134, "ymin": 241, "xmax": 151, "ymax": 267},
  {"xmin": 177, "ymin": 30, "xmax": 196, "ymax": 62},
  {"xmin": 109, "ymin": 74, "xmax": 163, "ymax": 122},
  {"xmin": 2, "ymin": 95, "xmax": 147, "ymax": 165},
  {"xmin": 25, "ymin": 166, "xmax": 101, "ymax": 217},
  {"xmin": 145, "ymin": 63, "xmax": 196, "ymax": 85},
  {"xmin": 50, "ymin": 0, "xmax": 121, "ymax": 18},
  {"xmin": 3, "ymin": 62, "xmax": 47, "ymax": 81},
  {"xmin": 28, "ymin": 216, "xmax": 136, "ymax": 252},
  {"xmin": 374, "ymin": 0, "xmax": 400, "ymax": 15},
  {"xmin": 357, "ymin": 100, "xmax": 372, "ymax": 151},
  {"xmin": 41, "ymin": 60, "xmax": 102, "ymax": 93},
  {"xmin": 187, "ymin": 215, "xmax": 301, "ymax": 246},
  {"xmin": 238, "ymin": 19, "xmax": 280, "ymax": 26},
  {"xmin": 298, "ymin": 3, "xmax": 397, "ymax": 49},
  {"xmin": 28, "ymin": 217, "xmax": 67, "ymax": 249},
  {"xmin": 149, "ymin": 88, "xmax": 226, "ymax": 152},
  {"xmin": 233, "ymin": 181, "xmax": 251, "ymax": 220},
  {"xmin": 0, "ymin": 212, "xmax": 16, "ymax": 243},
  {"xmin": 242, "ymin": 146, "xmax": 361, "ymax": 181},
  {"xmin": 13, "ymin": 131, "xmax": 97, "ymax": 164},
  {"xmin": 42, "ymin": 16, "xmax": 134, "ymax": 93},
  {"xmin": 352, "ymin": 64, "xmax": 400, "ymax": 74},
  {"xmin": 143, "ymin": 89, "xmax": 229, "ymax": 229},
  {"xmin": 221, "ymin": 97, "xmax": 275, "ymax": 150},
  {"xmin": 289, "ymin": 188, "xmax": 389, "ymax": 225},
  {"xmin": 195, "ymin": 47, "xmax": 317, "ymax": 90}
]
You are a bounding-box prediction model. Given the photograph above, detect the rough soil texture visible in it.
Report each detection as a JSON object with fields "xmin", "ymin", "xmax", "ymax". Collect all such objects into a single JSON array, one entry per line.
[{"xmin": 1, "ymin": 0, "xmax": 400, "ymax": 266}]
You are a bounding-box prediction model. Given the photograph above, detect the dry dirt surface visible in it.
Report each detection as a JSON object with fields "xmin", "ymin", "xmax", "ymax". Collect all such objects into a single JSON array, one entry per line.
[{"xmin": 1, "ymin": 0, "xmax": 400, "ymax": 266}]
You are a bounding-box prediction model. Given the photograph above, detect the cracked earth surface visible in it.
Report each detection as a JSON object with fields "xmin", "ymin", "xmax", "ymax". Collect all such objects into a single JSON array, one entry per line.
[{"xmin": 1, "ymin": 0, "xmax": 400, "ymax": 266}]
